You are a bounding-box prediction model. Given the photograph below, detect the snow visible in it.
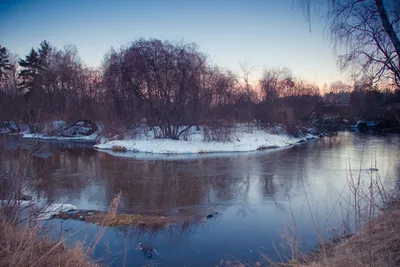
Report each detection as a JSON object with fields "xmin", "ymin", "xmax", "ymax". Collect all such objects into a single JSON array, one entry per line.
[
  {"xmin": 99, "ymin": 148, "xmax": 288, "ymax": 161},
  {"xmin": 45, "ymin": 120, "xmax": 68, "ymax": 131},
  {"xmin": 22, "ymin": 120, "xmax": 101, "ymax": 141},
  {"xmin": 1, "ymin": 200, "xmax": 78, "ymax": 220},
  {"xmin": 353, "ymin": 120, "xmax": 364, "ymax": 128},
  {"xmin": 353, "ymin": 120, "xmax": 380, "ymax": 128},
  {"xmin": 0, "ymin": 121, "xmax": 18, "ymax": 134},
  {"xmin": 23, "ymin": 131, "xmax": 99, "ymax": 141},
  {"xmin": 95, "ymin": 128, "xmax": 318, "ymax": 154},
  {"xmin": 367, "ymin": 121, "xmax": 379, "ymax": 127},
  {"xmin": 0, "ymin": 128, "xmax": 10, "ymax": 134},
  {"xmin": 37, "ymin": 203, "xmax": 78, "ymax": 220}
]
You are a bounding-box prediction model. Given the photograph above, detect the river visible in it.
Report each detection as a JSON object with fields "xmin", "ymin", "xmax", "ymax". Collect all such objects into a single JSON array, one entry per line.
[{"xmin": 1, "ymin": 132, "xmax": 399, "ymax": 266}]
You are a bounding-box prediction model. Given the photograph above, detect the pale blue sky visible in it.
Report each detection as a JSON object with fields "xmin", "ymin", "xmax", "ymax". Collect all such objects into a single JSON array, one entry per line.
[{"xmin": 0, "ymin": 0, "xmax": 349, "ymax": 87}]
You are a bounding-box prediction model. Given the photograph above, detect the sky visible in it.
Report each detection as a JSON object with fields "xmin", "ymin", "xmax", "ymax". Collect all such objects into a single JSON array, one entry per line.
[{"xmin": 0, "ymin": 0, "xmax": 349, "ymax": 87}]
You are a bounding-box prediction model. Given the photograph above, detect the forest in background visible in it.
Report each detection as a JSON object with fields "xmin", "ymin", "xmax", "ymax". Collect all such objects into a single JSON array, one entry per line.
[{"xmin": 0, "ymin": 39, "xmax": 399, "ymax": 140}]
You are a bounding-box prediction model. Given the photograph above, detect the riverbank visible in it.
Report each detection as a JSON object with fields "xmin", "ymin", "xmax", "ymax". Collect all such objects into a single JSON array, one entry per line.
[
  {"xmin": 274, "ymin": 200, "xmax": 400, "ymax": 267},
  {"xmin": 95, "ymin": 126, "xmax": 319, "ymax": 154},
  {"xmin": 0, "ymin": 219, "xmax": 97, "ymax": 267},
  {"xmin": 2, "ymin": 120, "xmax": 323, "ymax": 153}
]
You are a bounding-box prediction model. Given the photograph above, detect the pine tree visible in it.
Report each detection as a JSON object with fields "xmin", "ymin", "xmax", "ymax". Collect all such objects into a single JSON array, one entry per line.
[
  {"xmin": 18, "ymin": 40, "xmax": 53, "ymax": 95},
  {"xmin": 18, "ymin": 40, "xmax": 54, "ymax": 123},
  {"xmin": 19, "ymin": 47, "xmax": 40, "ymax": 92},
  {"xmin": 37, "ymin": 40, "xmax": 56, "ymax": 90},
  {"xmin": 0, "ymin": 45, "xmax": 12, "ymax": 83},
  {"xmin": 37, "ymin": 40, "xmax": 51, "ymax": 70}
]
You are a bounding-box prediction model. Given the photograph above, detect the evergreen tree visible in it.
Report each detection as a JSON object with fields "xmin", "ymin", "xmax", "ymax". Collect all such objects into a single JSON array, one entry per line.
[
  {"xmin": 37, "ymin": 40, "xmax": 54, "ymax": 88},
  {"xmin": 18, "ymin": 40, "xmax": 54, "ymax": 123},
  {"xmin": 0, "ymin": 45, "xmax": 12, "ymax": 83},
  {"xmin": 19, "ymin": 47, "xmax": 40, "ymax": 92},
  {"xmin": 18, "ymin": 40, "xmax": 53, "ymax": 95},
  {"xmin": 38, "ymin": 40, "xmax": 51, "ymax": 70}
]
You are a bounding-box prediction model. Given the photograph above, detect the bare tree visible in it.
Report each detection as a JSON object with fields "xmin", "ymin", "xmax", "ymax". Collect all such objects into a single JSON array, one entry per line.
[
  {"xmin": 108, "ymin": 38, "xmax": 211, "ymax": 139},
  {"xmin": 259, "ymin": 68, "xmax": 294, "ymax": 101},
  {"xmin": 0, "ymin": 47, "xmax": 21, "ymax": 121},
  {"xmin": 257, "ymin": 68, "xmax": 321, "ymax": 131},
  {"xmin": 257, "ymin": 68, "xmax": 293, "ymax": 127},
  {"xmin": 286, "ymin": 79, "xmax": 321, "ymax": 119},
  {"xmin": 203, "ymin": 67, "xmax": 237, "ymax": 122},
  {"xmin": 325, "ymin": 80, "xmax": 353, "ymax": 107},
  {"xmin": 0, "ymin": 45, "xmax": 13, "ymax": 83},
  {"xmin": 228, "ymin": 63, "xmax": 258, "ymax": 123},
  {"xmin": 298, "ymin": 0, "xmax": 400, "ymax": 87},
  {"xmin": 0, "ymin": 48, "xmax": 18, "ymax": 96}
]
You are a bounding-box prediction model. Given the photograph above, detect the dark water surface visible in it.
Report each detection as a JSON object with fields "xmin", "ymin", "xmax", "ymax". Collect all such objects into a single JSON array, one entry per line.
[{"xmin": 1, "ymin": 132, "xmax": 399, "ymax": 266}]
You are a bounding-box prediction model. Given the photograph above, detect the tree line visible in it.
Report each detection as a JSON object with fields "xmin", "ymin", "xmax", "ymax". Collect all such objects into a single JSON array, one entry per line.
[{"xmin": 0, "ymin": 39, "xmax": 399, "ymax": 139}]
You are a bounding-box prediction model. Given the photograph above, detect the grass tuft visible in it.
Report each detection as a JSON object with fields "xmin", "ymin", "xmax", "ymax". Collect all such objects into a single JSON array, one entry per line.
[
  {"xmin": 111, "ymin": 145, "xmax": 127, "ymax": 152},
  {"xmin": 0, "ymin": 220, "xmax": 98, "ymax": 267}
]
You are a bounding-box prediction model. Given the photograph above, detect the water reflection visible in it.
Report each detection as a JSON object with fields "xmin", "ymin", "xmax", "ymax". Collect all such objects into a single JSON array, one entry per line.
[
  {"xmin": 1, "ymin": 133, "xmax": 399, "ymax": 211},
  {"xmin": 1, "ymin": 132, "xmax": 399, "ymax": 266}
]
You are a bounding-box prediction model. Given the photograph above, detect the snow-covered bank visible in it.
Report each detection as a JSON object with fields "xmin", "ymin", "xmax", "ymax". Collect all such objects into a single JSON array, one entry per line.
[
  {"xmin": 22, "ymin": 120, "xmax": 101, "ymax": 142},
  {"xmin": 1, "ymin": 200, "xmax": 78, "ymax": 220},
  {"xmin": 95, "ymin": 129, "xmax": 318, "ymax": 154},
  {"xmin": 23, "ymin": 132, "xmax": 99, "ymax": 141},
  {"xmin": 99, "ymin": 148, "xmax": 291, "ymax": 161}
]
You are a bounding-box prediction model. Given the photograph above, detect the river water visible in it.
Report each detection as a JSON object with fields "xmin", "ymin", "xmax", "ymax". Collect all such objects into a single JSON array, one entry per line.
[{"xmin": 1, "ymin": 132, "xmax": 399, "ymax": 266}]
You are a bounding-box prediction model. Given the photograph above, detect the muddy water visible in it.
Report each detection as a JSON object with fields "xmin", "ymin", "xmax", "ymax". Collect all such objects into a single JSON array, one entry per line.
[{"xmin": 1, "ymin": 132, "xmax": 399, "ymax": 266}]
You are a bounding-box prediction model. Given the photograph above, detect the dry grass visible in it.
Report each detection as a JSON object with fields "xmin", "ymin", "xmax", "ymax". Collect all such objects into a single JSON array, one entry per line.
[
  {"xmin": 274, "ymin": 202, "xmax": 400, "ymax": 267},
  {"xmin": 56, "ymin": 211, "xmax": 184, "ymax": 229},
  {"xmin": 0, "ymin": 220, "xmax": 98, "ymax": 267},
  {"xmin": 0, "ymin": 143, "xmax": 120, "ymax": 266},
  {"xmin": 111, "ymin": 145, "xmax": 127, "ymax": 152},
  {"xmin": 54, "ymin": 201, "xmax": 200, "ymax": 230},
  {"xmin": 0, "ymin": 193, "xmax": 123, "ymax": 267},
  {"xmin": 271, "ymin": 156, "xmax": 400, "ymax": 267},
  {"xmin": 256, "ymin": 145, "xmax": 280, "ymax": 151}
]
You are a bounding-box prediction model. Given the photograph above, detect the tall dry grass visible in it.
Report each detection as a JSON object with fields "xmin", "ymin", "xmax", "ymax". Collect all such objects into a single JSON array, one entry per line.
[
  {"xmin": 0, "ymin": 220, "xmax": 98, "ymax": 267},
  {"xmin": 0, "ymin": 140, "xmax": 114, "ymax": 267},
  {"xmin": 270, "ymin": 154, "xmax": 400, "ymax": 267}
]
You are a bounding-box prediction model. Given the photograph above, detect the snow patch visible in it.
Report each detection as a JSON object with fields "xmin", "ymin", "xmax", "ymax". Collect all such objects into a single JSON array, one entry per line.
[
  {"xmin": 22, "ymin": 120, "xmax": 100, "ymax": 141},
  {"xmin": 1, "ymin": 200, "xmax": 78, "ymax": 220},
  {"xmin": 95, "ymin": 129, "xmax": 317, "ymax": 154},
  {"xmin": 353, "ymin": 120, "xmax": 380, "ymax": 128},
  {"xmin": 23, "ymin": 132, "xmax": 99, "ymax": 141},
  {"xmin": 37, "ymin": 203, "xmax": 78, "ymax": 220}
]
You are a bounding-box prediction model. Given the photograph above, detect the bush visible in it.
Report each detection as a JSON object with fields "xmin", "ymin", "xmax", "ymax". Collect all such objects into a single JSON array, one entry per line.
[
  {"xmin": 0, "ymin": 220, "xmax": 98, "ymax": 267},
  {"xmin": 0, "ymin": 147, "xmax": 99, "ymax": 267},
  {"xmin": 203, "ymin": 123, "xmax": 233, "ymax": 143},
  {"xmin": 111, "ymin": 145, "xmax": 127, "ymax": 152}
]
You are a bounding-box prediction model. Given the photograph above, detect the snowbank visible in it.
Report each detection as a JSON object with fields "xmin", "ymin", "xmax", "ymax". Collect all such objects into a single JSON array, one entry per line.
[
  {"xmin": 37, "ymin": 203, "xmax": 78, "ymax": 220},
  {"xmin": 353, "ymin": 120, "xmax": 380, "ymax": 128},
  {"xmin": 0, "ymin": 121, "xmax": 19, "ymax": 134},
  {"xmin": 1, "ymin": 200, "xmax": 78, "ymax": 220},
  {"xmin": 99, "ymin": 149, "xmax": 290, "ymax": 161},
  {"xmin": 95, "ymin": 128, "xmax": 317, "ymax": 154},
  {"xmin": 23, "ymin": 120, "xmax": 101, "ymax": 141},
  {"xmin": 23, "ymin": 132, "xmax": 99, "ymax": 141}
]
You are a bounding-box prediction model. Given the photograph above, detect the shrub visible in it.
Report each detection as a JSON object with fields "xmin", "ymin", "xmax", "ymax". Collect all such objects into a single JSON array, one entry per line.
[
  {"xmin": 100, "ymin": 124, "xmax": 125, "ymax": 140},
  {"xmin": 0, "ymin": 146, "xmax": 99, "ymax": 267},
  {"xmin": 203, "ymin": 123, "xmax": 233, "ymax": 143},
  {"xmin": 0, "ymin": 220, "xmax": 98, "ymax": 267},
  {"xmin": 111, "ymin": 145, "xmax": 127, "ymax": 152}
]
